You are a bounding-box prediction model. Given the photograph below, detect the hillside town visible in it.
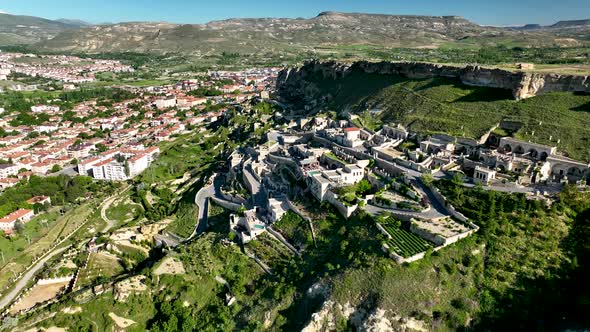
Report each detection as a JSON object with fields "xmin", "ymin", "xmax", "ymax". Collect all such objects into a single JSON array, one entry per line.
[
  {"xmin": 208, "ymin": 112, "xmax": 590, "ymax": 263},
  {"xmin": 0, "ymin": 64, "xmax": 279, "ymax": 235},
  {"xmin": 0, "ymin": 52, "xmax": 134, "ymax": 89},
  {"xmin": 0, "ymin": 39, "xmax": 588, "ymax": 332}
]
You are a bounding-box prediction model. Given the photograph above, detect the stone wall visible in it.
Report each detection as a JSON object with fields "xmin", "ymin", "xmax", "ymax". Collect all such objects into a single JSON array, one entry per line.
[
  {"xmin": 277, "ymin": 60, "xmax": 590, "ymax": 104},
  {"xmin": 325, "ymin": 191, "xmax": 358, "ymax": 219}
]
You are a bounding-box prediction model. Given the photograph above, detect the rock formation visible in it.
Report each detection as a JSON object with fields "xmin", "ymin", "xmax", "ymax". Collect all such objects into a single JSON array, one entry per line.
[{"xmin": 276, "ymin": 60, "xmax": 590, "ymax": 105}]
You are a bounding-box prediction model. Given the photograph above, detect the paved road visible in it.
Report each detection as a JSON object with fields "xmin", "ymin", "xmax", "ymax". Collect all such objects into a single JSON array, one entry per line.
[
  {"xmin": 189, "ymin": 179, "xmax": 215, "ymax": 241},
  {"xmin": 0, "ymin": 246, "xmax": 69, "ymax": 311}
]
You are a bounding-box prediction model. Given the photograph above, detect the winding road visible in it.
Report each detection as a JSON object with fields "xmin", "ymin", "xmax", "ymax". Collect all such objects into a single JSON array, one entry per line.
[{"xmin": 100, "ymin": 185, "xmax": 132, "ymax": 233}]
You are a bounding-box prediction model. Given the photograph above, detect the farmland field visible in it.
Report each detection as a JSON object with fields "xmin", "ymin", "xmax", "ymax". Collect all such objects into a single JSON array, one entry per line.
[{"xmin": 380, "ymin": 218, "xmax": 433, "ymax": 258}]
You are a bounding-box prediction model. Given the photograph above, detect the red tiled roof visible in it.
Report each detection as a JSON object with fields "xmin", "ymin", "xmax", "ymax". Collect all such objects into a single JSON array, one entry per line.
[{"xmin": 0, "ymin": 209, "xmax": 33, "ymax": 224}]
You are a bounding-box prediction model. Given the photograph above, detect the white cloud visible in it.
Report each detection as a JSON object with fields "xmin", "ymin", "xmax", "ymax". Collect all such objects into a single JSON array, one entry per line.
[{"xmin": 0, "ymin": 10, "xmax": 8, "ymax": 14}]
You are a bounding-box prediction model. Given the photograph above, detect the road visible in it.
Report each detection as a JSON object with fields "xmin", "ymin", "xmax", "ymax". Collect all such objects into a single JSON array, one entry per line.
[
  {"xmin": 364, "ymin": 180, "xmax": 449, "ymax": 220},
  {"xmin": 189, "ymin": 181, "xmax": 214, "ymax": 241},
  {"xmin": 188, "ymin": 174, "xmax": 250, "ymax": 241},
  {"xmin": 0, "ymin": 246, "xmax": 69, "ymax": 311}
]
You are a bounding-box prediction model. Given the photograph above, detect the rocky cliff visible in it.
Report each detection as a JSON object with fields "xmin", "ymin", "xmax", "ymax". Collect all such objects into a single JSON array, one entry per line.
[{"xmin": 276, "ymin": 60, "xmax": 590, "ymax": 106}]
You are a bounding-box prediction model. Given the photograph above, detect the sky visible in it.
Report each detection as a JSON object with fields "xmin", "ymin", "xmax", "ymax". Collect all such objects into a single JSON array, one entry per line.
[{"xmin": 0, "ymin": 0, "xmax": 589, "ymax": 26}]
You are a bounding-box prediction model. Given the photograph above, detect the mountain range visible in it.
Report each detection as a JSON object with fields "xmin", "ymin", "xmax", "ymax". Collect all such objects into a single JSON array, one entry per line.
[
  {"xmin": 0, "ymin": 13, "xmax": 88, "ymax": 45},
  {"xmin": 0, "ymin": 12, "xmax": 589, "ymax": 54}
]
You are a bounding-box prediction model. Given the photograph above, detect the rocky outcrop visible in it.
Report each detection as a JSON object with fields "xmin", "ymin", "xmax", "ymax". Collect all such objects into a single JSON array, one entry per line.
[{"xmin": 276, "ymin": 60, "xmax": 590, "ymax": 105}]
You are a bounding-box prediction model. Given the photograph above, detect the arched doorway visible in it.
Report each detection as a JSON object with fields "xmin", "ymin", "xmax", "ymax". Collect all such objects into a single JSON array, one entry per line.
[
  {"xmin": 540, "ymin": 152, "xmax": 548, "ymax": 161},
  {"xmin": 567, "ymin": 167, "xmax": 582, "ymax": 177}
]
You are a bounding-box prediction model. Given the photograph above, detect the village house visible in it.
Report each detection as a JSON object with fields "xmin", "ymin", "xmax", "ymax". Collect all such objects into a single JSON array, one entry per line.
[
  {"xmin": 230, "ymin": 208, "xmax": 266, "ymax": 243},
  {"xmin": 0, "ymin": 164, "xmax": 19, "ymax": 178},
  {"xmin": 0, "ymin": 178, "xmax": 19, "ymax": 190},
  {"xmin": 26, "ymin": 196, "xmax": 51, "ymax": 206},
  {"xmin": 309, "ymin": 163, "xmax": 366, "ymax": 202},
  {"xmin": 0, "ymin": 209, "xmax": 35, "ymax": 235},
  {"xmin": 473, "ymin": 166, "xmax": 497, "ymax": 185}
]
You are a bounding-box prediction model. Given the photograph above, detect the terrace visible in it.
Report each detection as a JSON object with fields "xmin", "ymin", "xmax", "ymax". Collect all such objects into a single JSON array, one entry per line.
[{"xmin": 378, "ymin": 217, "xmax": 434, "ymax": 259}]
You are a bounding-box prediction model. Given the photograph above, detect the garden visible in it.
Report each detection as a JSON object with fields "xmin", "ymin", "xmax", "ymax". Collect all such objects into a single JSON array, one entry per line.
[{"xmin": 378, "ymin": 216, "xmax": 433, "ymax": 258}]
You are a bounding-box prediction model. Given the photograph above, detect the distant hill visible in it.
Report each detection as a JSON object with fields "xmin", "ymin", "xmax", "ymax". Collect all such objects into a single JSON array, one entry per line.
[
  {"xmin": 34, "ymin": 12, "xmax": 587, "ymax": 54},
  {"xmin": 0, "ymin": 12, "xmax": 587, "ymax": 54},
  {"xmin": 56, "ymin": 19, "xmax": 91, "ymax": 27},
  {"xmin": 551, "ymin": 19, "xmax": 590, "ymax": 28},
  {"xmin": 509, "ymin": 19, "xmax": 590, "ymax": 31},
  {"xmin": 0, "ymin": 13, "xmax": 83, "ymax": 45}
]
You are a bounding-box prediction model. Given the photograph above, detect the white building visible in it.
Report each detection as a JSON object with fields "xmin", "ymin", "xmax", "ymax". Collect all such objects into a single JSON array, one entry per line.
[
  {"xmin": 268, "ymin": 198, "xmax": 289, "ymax": 223},
  {"xmin": 474, "ymin": 166, "xmax": 496, "ymax": 185},
  {"xmin": 0, "ymin": 164, "xmax": 19, "ymax": 179},
  {"xmin": 0, "ymin": 209, "xmax": 34, "ymax": 235},
  {"xmin": 342, "ymin": 127, "xmax": 364, "ymax": 148},
  {"xmin": 78, "ymin": 157, "xmax": 104, "ymax": 176},
  {"xmin": 309, "ymin": 163, "xmax": 366, "ymax": 202},
  {"xmin": 154, "ymin": 97, "xmax": 177, "ymax": 110},
  {"xmin": 127, "ymin": 153, "xmax": 149, "ymax": 177},
  {"xmin": 230, "ymin": 209, "xmax": 266, "ymax": 243}
]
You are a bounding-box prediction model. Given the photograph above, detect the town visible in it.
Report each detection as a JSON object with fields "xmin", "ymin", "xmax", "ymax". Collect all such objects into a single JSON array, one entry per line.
[{"xmin": 0, "ymin": 51, "xmax": 588, "ymax": 330}]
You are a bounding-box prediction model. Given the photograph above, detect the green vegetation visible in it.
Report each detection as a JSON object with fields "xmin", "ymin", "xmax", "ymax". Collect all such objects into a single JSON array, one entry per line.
[
  {"xmin": 17, "ymin": 179, "xmax": 590, "ymax": 331},
  {"xmin": 379, "ymin": 217, "xmax": 433, "ymax": 258},
  {"xmin": 308, "ymin": 71, "xmax": 590, "ymax": 161},
  {"xmin": 0, "ymin": 202, "xmax": 102, "ymax": 290},
  {"xmin": 0, "ymin": 87, "xmax": 137, "ymax": 123},
  {"xmin": 137, "ymin": 132, "xmax": 214, "ymax": 185},
  {"xmin": 106, "ymin": 201, "xmax": 142, "ymax": 224},
  {"xmin": 273, "ymin": 211, "xmax": 314, "ymax": 250},
  {"xmin": 0, "ymin": 175, "xmax": 110, "ymax": 218},
  {"xmin": 324, "ymin": 152, "xmax": 346, "ymax": 164},
  {"xmin": 76, "ymin": 253, "xmax": 125, "ymax": 288},
  {"xmin": 0, "ymin": 211, "xmax": 60, "ymax": 263},
  {"xmin": 166, "ymin": 202, "xmax": 198, "ymax": 239}
]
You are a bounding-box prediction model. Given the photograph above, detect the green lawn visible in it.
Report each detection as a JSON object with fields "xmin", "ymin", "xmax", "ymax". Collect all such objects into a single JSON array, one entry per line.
[
  {"xmin": 0, "ymin": 211, "xmax": 60, "ymax": 266},
  {"xmin": 0, "ymin": 202, "xmax": 97, "ymax": 290},
  {"xmin": 106, "ymin": 202, "xmax": 140, "ymax": 223},
  {"xmin": 380, "ymin": 220, "xmax": 433, "ymax": 258}
]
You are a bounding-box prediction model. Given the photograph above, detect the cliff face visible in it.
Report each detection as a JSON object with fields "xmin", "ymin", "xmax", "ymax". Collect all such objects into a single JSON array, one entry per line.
[{"xmin": 276, "ymin": 60, "xmax": 590, "ymax": 106}]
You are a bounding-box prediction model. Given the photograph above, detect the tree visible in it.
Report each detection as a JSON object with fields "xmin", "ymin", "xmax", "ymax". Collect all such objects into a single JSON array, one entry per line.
[
  {"xmin": 356, "ymin": 179, "xmax": 372, "ymax": 195},
  {"xmin": 96, "ymin": 143, "xmax": 108, "ymax": 153},
  {"xmin": 421, "ymin": 174, "xmax": 434, "ymax": 187},
  {"xmin": 51, "ymin": 164, "xmax": 61, "ymax": 173},
  {"xmin": 14, "ymin": 220, "xmax": 25, "ymax": 235}
]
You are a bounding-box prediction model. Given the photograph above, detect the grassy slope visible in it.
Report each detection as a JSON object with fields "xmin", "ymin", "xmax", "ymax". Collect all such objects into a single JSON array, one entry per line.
[
  {"xmin": 310, "ymin": 71, "xmax": 590, "ymax": 161},
  {"xmin": 18, "ymin": 186, "xmax": 590, "ymax": 331}
]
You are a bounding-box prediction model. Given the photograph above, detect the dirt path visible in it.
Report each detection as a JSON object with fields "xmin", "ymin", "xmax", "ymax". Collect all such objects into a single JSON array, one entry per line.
[
  {"xmin": 101, "ymin": 185, "xmax": 131, "ymax": 233},
  {"xmin": 109, "ymin": 312, "xmax": 136, "ymax": 329}
]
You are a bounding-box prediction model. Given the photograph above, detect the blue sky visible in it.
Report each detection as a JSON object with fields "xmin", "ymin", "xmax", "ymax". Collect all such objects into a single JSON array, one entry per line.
[{"xmin": 1, "ymin": 0, "xmax": 589, "ymax": 26}]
